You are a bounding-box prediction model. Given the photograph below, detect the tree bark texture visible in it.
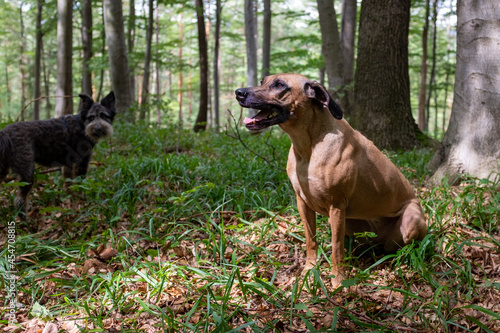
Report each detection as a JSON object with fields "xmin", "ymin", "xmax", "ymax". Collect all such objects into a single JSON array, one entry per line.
[
  {"xmin": 103, "ymin": 0, "xmax": 133, "ymax": 118},
  {"xmin": 140, "ymin": 0, "xmax": 154, "ymax": 120},
  {"xmin": 340, "ymin": 0, "xmax": 357, "ymax": 115},
  {"xmin": 128, "ymin": 0, "xmax": 136, "ymax": 101},
  {"xmin": 429, "ymin": 0, "xmax": 500, "ymax": 183},
  {"xmin": 418, "ymin": 0, "xmax": 430, "ymax": 131},
  {"xmin": 33, "ymin": 0, "xmax": 43, "ymax": 120},
  {"xmin": 81, "ymin": 0, "xmax": 93, "ymax": 97},
  {"xmin": 55, "ymin": 0, "xmax": 73, "ymax": 117},
  {"xmin": 316, "ymin": 0, "xmax": 343, "ymax": 96},
  {"xmin": 193, "ymin": 0, "xmax": 208, "ymax": 132},
  {"xmin": 351, "ymin": 0, "xmax": 419, "ymax": 150},
  {"xmin": 213, "ymin": 0, "xmax": 221, "ymax": 131},
  {"xmin": 244, "ymin": 0, "xmax": 258, "ymax": 117},
  {"xmin": 262, "ymin": 0, "xmax": 271, "ymax": 78}
]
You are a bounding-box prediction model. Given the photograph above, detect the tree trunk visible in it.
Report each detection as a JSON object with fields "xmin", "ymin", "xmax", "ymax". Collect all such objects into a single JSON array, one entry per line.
[
  {"xmin": 244, "ymin": 0, "xmax": 258, "ymax": 117},
  {"xmin": 351, "ymin": 0, "xmax": 419, "ymax": 150},
  {"xmin": 426, "ymin": 0, "xmax": 438, "ymax": 137},
  {"xmin": 81, "ymin": 0, "xmax": 92, "ymax": 97},
  {"xmin": 178, "ymin": 11, "xmax": 183, "ymax": 126},
  {"xmin": 128, "ymin": 0, "xmax": 136, "ymax": 101},
  {"xmin": 262, "ymin": 0, "xmax": 271, "ymax": 78},
  {"xmin": 33, "ymin": 0, "xmax": 43, "ymax": 120},
  {"xmin": 340, "ymin": 0, "xmax": 356, "ymax": 115},
  {"xmin": 193, "ymin": 0, "xmax": 208, "ymax": 132},
  {"xmin": 42, "ymin": 44, "xmax": 52, "ymax": 119},
  {"xmin": 429, "ymin": 0, "xmax": 500, "ymax": 183},
  {"xmin": 19, "ymin": 3, "xmax": 26, "ymax": 120},
  {"xmin": 213, "ymin": 0, "xmax": 221, "ymax": 131},
  {"xmin": 418, "ymin": 0, "xmax": 430, "ymax": 131},
  {"xmin": 103, "ymin": 0, "xmax": 133, "ymax": 119},
  {"xmin": 55, "ymin": 0, "xmax": 73, "ymax": 117},
  {"xmin": 316, "ymin": 0, "xmax": 343, "ymax": 96},
  {"xmin": 140, "ymin": 0, "xmax": 154, "ymax": 120},
  {"xmin": 155, "ymin": 6, "xmax": 161, "ymax": 125}
]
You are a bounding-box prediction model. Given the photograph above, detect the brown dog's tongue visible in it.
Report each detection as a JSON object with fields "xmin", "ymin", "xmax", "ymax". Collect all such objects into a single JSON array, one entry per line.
[{"xmin": 243, "ymin": 117, "xmax": 255, "ymax": 125}]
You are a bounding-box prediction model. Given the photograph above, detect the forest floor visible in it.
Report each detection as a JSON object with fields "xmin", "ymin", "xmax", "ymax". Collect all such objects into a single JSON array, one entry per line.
[{"xmin": 1, "ymin": 121, "xmax": 499, "ymax": 332}]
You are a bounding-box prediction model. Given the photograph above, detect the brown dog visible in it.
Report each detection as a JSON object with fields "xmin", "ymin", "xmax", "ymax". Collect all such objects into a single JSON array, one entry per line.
[{"xmin": 235, "ymin": 74, "xmax": 427, "ymax": 287}]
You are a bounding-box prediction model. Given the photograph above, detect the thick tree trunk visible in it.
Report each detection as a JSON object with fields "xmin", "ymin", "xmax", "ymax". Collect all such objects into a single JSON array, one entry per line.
[
  {"xmin": 55, "ymin": 0, "xmax": 73, "ymax": 117},
  {"xmin": 418, "ymin": 0, "xmax": 430, "ymax": 131},
  {"xmin": 429, "ymin": 0, "xmax": 500, "ymax": 183},
  {"xmin": 193, "ymin": 0, "xmax": 208, "ymax": 132},
  {"xmin": 244, "ymin": 0, "xmax": 258, "ymax": 117},
  {"xmin": 33, "ymin": 0, "xmax": 43, "ymax": 120},
  {"xmin": 103, "ymin": 0, "xmax": 133, "ymax": 119},
  {"xmin": 140, "ymin": 0, "xmax": 154, "ymax": 120},
  {"xmin": 340, "ymin": 0, "xmax": 356, "ymax": 115},
  {"xmin": 81, "ymin": 0, "xmax": 92, "ymax": 97},
  {"xmin": 316, "ymin": 0, "xmax": 343, "ymax": 96},
  {"xmin": 213, "ymin": 0, "xmax": 221, "ymax": 131},
  {"xmin": 350, "ymin": 0, "xmax": 419, "ymax": 150},
  {"xmin": 262, "ymin": 0, "xmax": 271, "ymax": 78}
]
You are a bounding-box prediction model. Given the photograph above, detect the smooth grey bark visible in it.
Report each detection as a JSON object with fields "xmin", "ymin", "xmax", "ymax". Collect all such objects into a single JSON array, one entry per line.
[
  {"xmin": 81, "ymin": 0, "xmax": 92, "ymax": 97},
  {"xmin": 429, "ymin": 0, "xmax": 500, "ymax": 183},
  {"xmin": 262, "ymin": 0, "xmax": 271, "ymax": 78},
  {"xmin": 244, "ymin": 0, "xmax": 258, "ymax": 117},
  {"xmin": 55, "ymin": 0, "xmax": 73, "ymax": 117},
  {"xmin": 418, "ymin": 0, "xmax": 430, "ymax": 131},
  {"xmin": 128, "ymin": 0, "xmax": 136, "ymax": 101},
  {"xmin": 316, "ymin": 0, "xmax": 343, "ymax": 96},
  {"xmin": 340, "ymin": 0, "xmax": 356, "ymax": 115},
  {"xmin": 140, "ymin": 0, "xmax": 154, "ymax": 120},
  {"xmin": 19, "ymin": 3, "xmax": 26, "ymax": 120},
  {"xmin": 33, "ymin": 0, "xmax": 42, "ymax": 120},
  {"xmin": 103, "ymin": 0, "xmax": 133, "ymax": 119}
]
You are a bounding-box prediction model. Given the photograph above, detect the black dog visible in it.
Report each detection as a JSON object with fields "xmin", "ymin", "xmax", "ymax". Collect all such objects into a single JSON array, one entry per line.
[{"xmin": 0, "ymin": 91, "xmax": 116, "ymax": 217}]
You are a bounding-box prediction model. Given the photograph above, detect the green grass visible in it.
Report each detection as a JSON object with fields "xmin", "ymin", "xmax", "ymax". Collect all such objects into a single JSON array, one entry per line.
[{"xmin": 1, "ymin": 121, "xmax": 499, "ymax": 332}]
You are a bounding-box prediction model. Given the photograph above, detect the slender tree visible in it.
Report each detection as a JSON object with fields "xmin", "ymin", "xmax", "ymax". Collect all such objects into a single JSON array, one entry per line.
[
  {"xmin": 244, "ymin": 0, "xmax": 258, "ymax": 117},
  {"xmin": 103, "ymin": 0, "xmax": 133, "ymax": 118},
  {"xmin": 140, "ymin": 0, "xmax": 154, "ymax": 120},
  {"xmin": 193, "ymin": 0, "xmax": 208, "ymax": 132},
  {"xmin": 316, "ymin": 0, "xmax": 343, "ymax": 96},
  {"xmin": 213, "ymin": 0, "xmax": 222, "ymax": 131},
  {"xmin": 426, "ymin": 0, "xmax": 438, "ymax": 136},
  {"xmin": 340, "ymin": 0, "xmax": 356, "ymax": 115},
  {"xmin": 19, "ymin": 2, "xmax": 27, "ymax": 120},
  {"xmin": 351, "ymin": 0, "xmax": 420, "ymax": 150},
  {"xmin": 418, "ymin": 0, "xmax": 430, "ymax": 131},
  {"xmin": 128, "ymin": 0, "xmax": 136, "ymax": 101},
  {"xmin": 33, "ymin": 0, "xmax": 43, "ymax": 120},
  {"xmin": 178, "ymin": 10, "xmax": 183, "ymax": 125},
  {"xmin": 429, "ymin": 0, "xmax": 500, "ymax": 183},
  {"xmin": 155, "ymin": 6, "xmax": 161, "ymax": 125},
  {"xmin": 55, "ymin": 0, "xmax": 73, "ymax": 117},
  {"xmin": 81, "ymin": 0, "xmax": 92, "ymax": 97},
  {"xmin": 262, "ymin": 0, "xmax": 271, "ymax": 78}
]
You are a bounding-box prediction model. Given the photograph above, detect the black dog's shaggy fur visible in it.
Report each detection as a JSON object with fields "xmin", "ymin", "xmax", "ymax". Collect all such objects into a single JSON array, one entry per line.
[{"xmin": 0, "ymin": 91, "xmax": 116, "ymax": 216}]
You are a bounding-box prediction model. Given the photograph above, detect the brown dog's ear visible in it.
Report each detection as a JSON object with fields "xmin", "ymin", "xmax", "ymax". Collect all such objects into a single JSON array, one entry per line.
[{"xmin": 304, "ymin": 82, "xmax": 343, "ymax": 120}]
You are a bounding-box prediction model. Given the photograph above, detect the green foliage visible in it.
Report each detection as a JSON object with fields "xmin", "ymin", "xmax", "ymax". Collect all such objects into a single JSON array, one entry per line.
[{"xmin": 0, "ymin": 123, "xmax": 499, "ymax": 331}]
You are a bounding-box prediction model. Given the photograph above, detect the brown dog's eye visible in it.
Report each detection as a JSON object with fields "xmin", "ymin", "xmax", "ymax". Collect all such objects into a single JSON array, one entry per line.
[{"xmin": 273, "ymin": 80, "xmax": 287, "ymax": 89}]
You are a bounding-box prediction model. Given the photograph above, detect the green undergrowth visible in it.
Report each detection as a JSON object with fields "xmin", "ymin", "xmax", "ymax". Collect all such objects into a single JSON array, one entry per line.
[{"xmin": 0, "ymin": 121, "xmax": 499, "ymax": 332}]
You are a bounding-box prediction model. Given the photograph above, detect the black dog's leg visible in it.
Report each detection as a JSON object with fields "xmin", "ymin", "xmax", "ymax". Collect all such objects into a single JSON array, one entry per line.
[
  {"xmin": 75, "ymin": 156, "xmax": 90, "ymax": 177},
  {"xmin": 12, "ymin": 161, "xmax": 35, "ymax": 218}
]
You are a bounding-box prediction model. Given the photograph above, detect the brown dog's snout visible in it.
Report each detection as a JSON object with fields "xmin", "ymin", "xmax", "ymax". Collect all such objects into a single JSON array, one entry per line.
[{"xmin": 235, "ymin": 88, "xmax": 250, "ymax": 102}]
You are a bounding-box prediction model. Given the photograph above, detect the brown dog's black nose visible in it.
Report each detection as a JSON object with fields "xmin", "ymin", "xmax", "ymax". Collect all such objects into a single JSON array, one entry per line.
[{"xmin": 235, "ymin": 88, "xmax": 248, "ymax": 100}]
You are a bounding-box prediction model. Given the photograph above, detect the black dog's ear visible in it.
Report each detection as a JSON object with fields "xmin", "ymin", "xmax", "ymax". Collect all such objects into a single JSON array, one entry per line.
[
  {"xmin": 100, "ymin": 91, "xmax": 116, "ymax": 114},
  {"xmin": 304, "ymin": 81, "xmax": 343, "ymax": 120},
  {"xmin": 79, "ymin": 94, "xmax": 94, "ymax": 111}
]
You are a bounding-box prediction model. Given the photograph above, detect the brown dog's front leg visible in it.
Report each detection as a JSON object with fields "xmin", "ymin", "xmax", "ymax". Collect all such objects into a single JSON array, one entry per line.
[
  {"xmin": 329, "ymin": 207, "xmax": 346, "ymax": 288},
  {"xmin": 297, "ymin": 195, "xmax": 317, "ymax": 271}
]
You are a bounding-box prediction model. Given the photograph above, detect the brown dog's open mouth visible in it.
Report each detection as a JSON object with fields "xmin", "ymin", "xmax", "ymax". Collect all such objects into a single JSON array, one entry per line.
[{"xmin": 243, "ymin": 106, "xmax": 289, "ymax": 131}]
